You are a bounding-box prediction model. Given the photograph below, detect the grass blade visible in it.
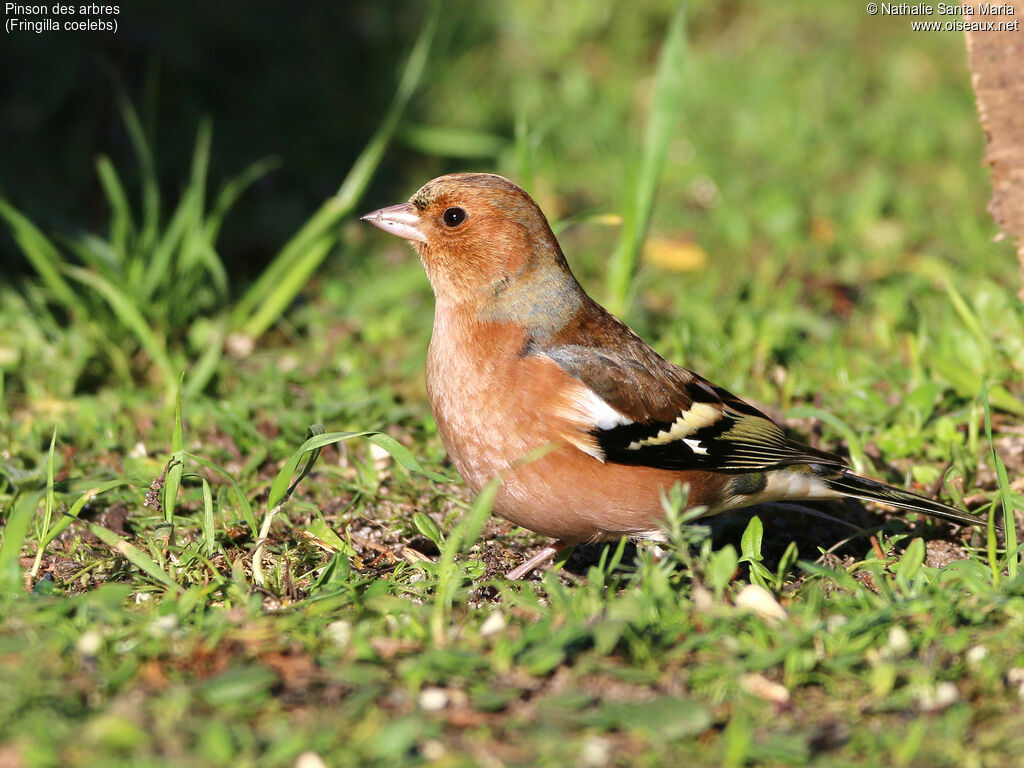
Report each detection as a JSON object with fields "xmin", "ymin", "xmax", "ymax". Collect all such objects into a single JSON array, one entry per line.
[
  {"xmin": 413, "ymin": 512, "xmax": 444, "ymax": 549},
  {"xmin": 179, "ymin": 120, "xmax": 213, "ymax": 277},
  {"xmin": 399, "ymin": 124, "xmax": 506, "ymax": 158},
  {"xmin": 266, "ymin": 425, "xmax": 327, "ymax": 513},
  {"xmin": 140, "ymin": 185, "xmax": 192, "ymax": 300},
  {"xmin": 238, "ymin": 237, "xmax": 333, "ymax": 340},
  {"xmin": 431, "ymin": 478, "xmax": 499, "ymax": 645},
  {"xmin": 163, "ymin": 382, "xmax": 186, "ymax": 539},
  {"xmin": 367, "ymin": 433, "xmax": 449, "ymax": 483},
  {"xmin": 230, "ymin": 0, "xmax": 441, "ymax": 337},
  {"xmin": 29, "ymin": 431, "xmax": 57, "ymax": 579},
  {"xmin": 514, "ymin": 113, "xmax": 536, "ymax": 194},
  {"xmin": 252, "ymin": 427, "xmax": 446, "ymax": 585},
  {"xmin": 183, "ymin": 315, "xmax": 227, "ymax": 398},
  {"xmin": 786, "ymin": 405, "xmax": 874, "ymax": 474},
  {"xmin": 944, "ymin": 278, "xmax": 991, "ymax": 356},
  {"xmin": 0, "ymin": 491, "xmax": 44, "ymax": 592},
  {"xmin": 36, "ymin": 481, "xmax": 129, "ymax": 552},
  {"xmin": 201, "ymin": 479, "xmax": 217, "ymax": 556},
  {"xmin": 116, "ymin": 90, "xmax": 161, "ymax": 253},
  {"xmin": 333, "ymin": 0, "xmax": 440, "ymax": 213},
  {"xmin": 982, "ymin": 383, "xmax": 1019, "ymax": 581},
  {"xmin": 85, "ymin": 522, "xmax": 182, "ymax": 592},
  {"xmin": 95, "ymin": 155, "xmax": 136, "ymax": 262},
  {"xmin": 254, "ymin": 425, "xmax": 326, "ymax": 586},
  {"xmin": 605, "ymin": 1, "xmax": 688, "ymax": 315},
  {"xmin": 190, "ymin": 237, "xmax": 230, "ymax": 303},
  {"xmin": 205, "ymin": 157, "xmax": 281, "ymax": 243},
  {"xmin": 181, "ymin": 452, "xmax": 258, "ymax": 536},
  {"xmin": 229, "ymin": 199, "xmax": 343, "ymax": 332},
  {"xmin": 0, "ymin": 199, "xmax": 82, "ymax": 311},
  {"xmin": 64, "ymin": 232, "xmax": 119, "ymax": 275},
  {"xmin": 63, "ymin": 265, "xmax": 176, "ymax": 396}
]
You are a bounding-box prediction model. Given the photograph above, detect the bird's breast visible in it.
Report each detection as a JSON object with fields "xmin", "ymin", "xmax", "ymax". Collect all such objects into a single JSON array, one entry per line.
[
  {"xmin": 425, "ymin": 311, "xmax": 550, "ymax": 491},
  {"xmin": 423, "ymin": 307, "xmax": 728, "ymax": 542}
]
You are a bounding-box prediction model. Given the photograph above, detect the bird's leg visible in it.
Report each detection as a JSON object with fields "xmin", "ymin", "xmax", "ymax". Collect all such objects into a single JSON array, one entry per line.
[{"xmin": 506, "ymin": 540, "xmax": 572, "ymax": 580}]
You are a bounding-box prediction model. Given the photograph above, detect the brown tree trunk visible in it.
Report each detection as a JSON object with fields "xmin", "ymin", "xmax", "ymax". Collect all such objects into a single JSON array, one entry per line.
[{"xmin": 964, "ymin": 5, "xmax": 1024, "ymax": 298}]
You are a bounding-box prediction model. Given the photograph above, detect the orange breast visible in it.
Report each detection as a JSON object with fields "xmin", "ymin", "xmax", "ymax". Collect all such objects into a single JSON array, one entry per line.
[{"xmin": 425, "ymin": 310, "xmax": 727, "ymax": 542}]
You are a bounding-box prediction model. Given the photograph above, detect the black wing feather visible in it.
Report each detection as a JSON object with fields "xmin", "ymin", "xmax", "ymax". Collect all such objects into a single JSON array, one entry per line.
[
  {"xmin": 535, "ymin": 342, "xmax": 845, "ymax": 474},
  {"xmin": 594, "ymin": 382, "xmax": 846, "ymax": 473}
]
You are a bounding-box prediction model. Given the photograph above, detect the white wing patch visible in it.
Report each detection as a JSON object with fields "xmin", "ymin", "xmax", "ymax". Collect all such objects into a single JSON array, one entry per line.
[
  {"xmin": 556, "ymin": 385, "xmax": 633, "ymax": 461},
  {"xmin": 626, "ymin": 401, "xmax": 721, "ymax": 450},
  {"xmin": 683, "ymin": 438, "xmax": 708, "ymax": 456},
  {"xmin": 563, "ymin": 386, "xmax": 634, "ymax": 430}
]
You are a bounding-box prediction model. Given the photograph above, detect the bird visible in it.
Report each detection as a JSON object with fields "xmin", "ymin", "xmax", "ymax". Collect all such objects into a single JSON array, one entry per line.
[{"xmin": 362, "ymin": 172, "xmax": 987, "ymax": 579}]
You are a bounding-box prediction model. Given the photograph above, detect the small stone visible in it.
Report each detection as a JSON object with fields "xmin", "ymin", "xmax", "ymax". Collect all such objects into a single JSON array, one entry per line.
[
  {"xmin": 226, "ymin": 333, "xmax": 255, "ymax": 357},
  {"xmin": 479, "ymin": 610, "xmax": 506, "ymax": 637},
  {"xmin": 740, "ymin": 673, "xmax": 790, "ymax": 704},
  {"xmin": 966, "ymin": 645, "xmax": 988, "ymax": 665},
  {"xmin": 579, "ymin": 735, "xmax": 611, "ymax": 767},
  {"xmin": 1007, "ymin": 667, "xmax": 1024, "ymax": 700},
  {"xmin": 691, "ymin": 584, "xmax": 714, "ymax": 613},
  {"xmin": 369, "ymin": 442, "xmax": 392, "ymax": 470},
  {"xmin": 886, "ymin": 626, "xmax": 911, "ymax": 655},
  {"xmin": 418, "ymin": 687, "xmax": 448, "ymax": 711},
  {"xmin": 150, "ymin": 615, "xmax": 178, "ymax": 635},
  {"xmin": 917, "ymin": 681, "xmax": 959, "ymax": 712},
  {"xmin": 419, "ymin": 740, "xmax": 446, "ymax": 760},
  {"xmin": 294, "ymin": 752, "xmax": 327, "ymax": 768},
  {"xmin": 326, "ymin": 620, "xmax": 352, "ymax": 648},
  {"xmin": 826, "ymin": 614, "xmax": 848, "ymax": 632},
  {"xmin": 735, "ymin": 584, "xmax": 787, "ymax": 624},
  {"xmin": 77, "ymin": 630, "xmax": 102, "ymax": 656}
]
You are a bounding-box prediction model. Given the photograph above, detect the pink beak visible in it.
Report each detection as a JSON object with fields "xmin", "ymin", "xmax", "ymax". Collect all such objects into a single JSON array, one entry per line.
[{"xmin": 360, "ymin": 202, "xmax": 427, "ymax": 244}]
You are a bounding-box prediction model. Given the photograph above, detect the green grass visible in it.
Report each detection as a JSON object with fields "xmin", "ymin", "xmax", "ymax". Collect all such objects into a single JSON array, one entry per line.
[
  {"xmin": 3, "ymin": 2, "xmax": 1024, "ymax": 766},
  {"xmin": 0, "ymin": 0, "xmax": 440, "ymax": 405}
]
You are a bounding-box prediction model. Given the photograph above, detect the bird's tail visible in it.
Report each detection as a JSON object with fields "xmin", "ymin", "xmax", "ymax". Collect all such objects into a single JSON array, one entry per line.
[{"xmin": 824, "ymin": 470, "xmax": 989, "ymax": 529}]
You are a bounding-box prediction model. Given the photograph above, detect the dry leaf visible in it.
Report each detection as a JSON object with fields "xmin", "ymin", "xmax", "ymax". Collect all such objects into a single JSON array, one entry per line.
[{"xmin": 644, "ymin": 236, "xmax": 708, "ymax": 272}]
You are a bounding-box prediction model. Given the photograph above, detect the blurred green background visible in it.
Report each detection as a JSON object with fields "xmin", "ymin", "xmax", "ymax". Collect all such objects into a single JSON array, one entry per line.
[
  {"xmin": 2, "ymin": 0, "xmax": 1008, "ymax": 278},
  {"xmin": 2, "ymin": 0, "xmax": 1017, "ymax": 407}
]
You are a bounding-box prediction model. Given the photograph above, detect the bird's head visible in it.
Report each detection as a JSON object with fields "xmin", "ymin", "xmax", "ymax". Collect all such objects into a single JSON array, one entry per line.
[{"xmin": 362, "ymin": 173, "xmax": 580, "ymax": 320}]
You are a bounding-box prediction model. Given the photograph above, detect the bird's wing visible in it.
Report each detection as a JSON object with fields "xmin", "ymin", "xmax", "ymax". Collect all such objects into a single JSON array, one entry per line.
[{"xmin": 539, "ymin": 341, "xmax": 846, "ymax": 473}]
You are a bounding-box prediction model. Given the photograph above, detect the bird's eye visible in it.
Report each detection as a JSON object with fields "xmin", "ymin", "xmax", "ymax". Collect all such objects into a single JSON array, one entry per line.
[{"xmin": 442, "ymin": 207, "xmax": 467, "ymax": 227}]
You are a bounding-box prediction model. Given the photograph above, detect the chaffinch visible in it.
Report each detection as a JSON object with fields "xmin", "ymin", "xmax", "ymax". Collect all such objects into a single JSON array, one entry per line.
[{"xmin": 362, "ymin": 173, "xmax": 985, "ymax": 579}]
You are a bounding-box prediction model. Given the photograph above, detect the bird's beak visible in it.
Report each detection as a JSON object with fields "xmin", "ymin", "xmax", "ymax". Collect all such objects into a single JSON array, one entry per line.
[{"xmin": 360, "ymin": 202, "xmax": 427, "ymax": 244}]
